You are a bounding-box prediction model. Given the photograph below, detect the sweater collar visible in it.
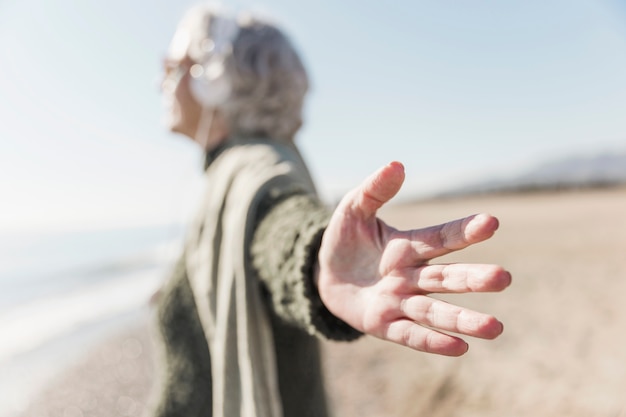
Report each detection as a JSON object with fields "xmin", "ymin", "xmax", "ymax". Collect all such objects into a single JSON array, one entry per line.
[{"xmin": 203, "ymin": 136, "xmax": 291, "ymax": 170}]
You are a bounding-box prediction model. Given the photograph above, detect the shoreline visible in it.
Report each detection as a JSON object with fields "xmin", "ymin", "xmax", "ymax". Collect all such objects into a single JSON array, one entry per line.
[{"xmin": 12, "ymin": 309, "xmax": 156, "ymax": 417}]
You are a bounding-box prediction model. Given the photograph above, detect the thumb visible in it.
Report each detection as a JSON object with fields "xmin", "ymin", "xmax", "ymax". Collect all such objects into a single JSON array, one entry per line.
[{"xmin": 348, "ymin": 161, "xmax": 405, "ymax": 219}]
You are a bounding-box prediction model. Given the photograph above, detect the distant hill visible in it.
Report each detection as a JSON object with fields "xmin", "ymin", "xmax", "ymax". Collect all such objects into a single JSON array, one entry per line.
[{"xmin": 438, "ymin": 150, "xmax": 626, "ymax": 197}]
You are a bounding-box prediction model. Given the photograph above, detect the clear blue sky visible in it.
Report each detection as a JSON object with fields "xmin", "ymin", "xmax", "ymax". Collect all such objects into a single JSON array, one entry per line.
[{"xmin": 1, "ymin": 0, "xmax": 625, "ymax": 233}]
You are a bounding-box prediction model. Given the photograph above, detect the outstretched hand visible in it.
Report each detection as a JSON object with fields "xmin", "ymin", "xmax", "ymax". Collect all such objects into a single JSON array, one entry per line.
[{"xmin": 316, "ymin": 162, "xmax": 511, "ymax": 356}]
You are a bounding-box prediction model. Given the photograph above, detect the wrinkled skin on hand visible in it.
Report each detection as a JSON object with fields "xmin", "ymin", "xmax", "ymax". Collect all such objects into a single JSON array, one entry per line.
[{"xmin": 317, "ymin": 162, "xmax": 511, "ymax": 357}]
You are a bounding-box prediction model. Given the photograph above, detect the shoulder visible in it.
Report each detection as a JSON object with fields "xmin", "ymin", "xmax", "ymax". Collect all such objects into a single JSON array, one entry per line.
[
  {"xmin": 219, "ymin": 138, "xmax": 304, "ymax": 168},
  {"xmin": 212, "ymin": 138, "xmax": 317, "ymax": 196}
]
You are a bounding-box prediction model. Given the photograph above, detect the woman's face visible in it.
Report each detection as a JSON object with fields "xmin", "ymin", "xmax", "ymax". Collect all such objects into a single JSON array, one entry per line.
[
  {"xmin": 161, "ymin": 55, "xmax": 203, "ymax": 139},
  {"xmin": 161, "ymin": 54, "xmax": 230, "ymax": 150}
]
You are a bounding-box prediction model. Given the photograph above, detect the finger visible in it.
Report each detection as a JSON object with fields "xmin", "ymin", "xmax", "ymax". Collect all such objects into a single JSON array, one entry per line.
[
  {"xmin": 409, "ymin": 213, "xmax": 500, "ymax": 260},
  {"xmin": 411, "ymin": 264, "xmax": 512, "ymax": 294},
  {"xmin": 348, "ymin": 161, "xmax": 405, "ymax": 219},
  {"xmin": 399, "ymin": 296, "xmax": 504, "ymax": 340},
  {"xmin": 385, "ymin": 319, "xmax": 469, "ymax": 356}
]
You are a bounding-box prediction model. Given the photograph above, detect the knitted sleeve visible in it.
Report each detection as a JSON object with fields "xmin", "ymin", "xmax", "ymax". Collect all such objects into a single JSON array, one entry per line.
[{"xmin": 251, "ymin": 189, "xmax": 363, "ymax": 341}]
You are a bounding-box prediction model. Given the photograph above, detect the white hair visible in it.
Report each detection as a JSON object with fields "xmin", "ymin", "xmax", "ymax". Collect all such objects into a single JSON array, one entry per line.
[{"xmin": 172, "ymin": 5, "xmax": 310, "ymax": 142}]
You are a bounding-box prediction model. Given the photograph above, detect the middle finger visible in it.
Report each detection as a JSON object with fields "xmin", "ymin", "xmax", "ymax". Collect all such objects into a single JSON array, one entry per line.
[{"xmin": 411, "ymin": 263, "xmax": 511, "ymax": 293}]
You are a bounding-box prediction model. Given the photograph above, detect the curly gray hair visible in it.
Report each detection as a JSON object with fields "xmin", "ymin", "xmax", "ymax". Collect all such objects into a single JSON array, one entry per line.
[{"xmin": 176, "ymin": 5, "xmax": 310, "ymax": 142}]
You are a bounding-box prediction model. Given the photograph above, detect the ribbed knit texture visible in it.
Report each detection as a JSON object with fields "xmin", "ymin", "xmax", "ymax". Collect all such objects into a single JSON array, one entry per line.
[{"xmin": 252, "ymin": 191, "xmax": 363, "ymax": 341}]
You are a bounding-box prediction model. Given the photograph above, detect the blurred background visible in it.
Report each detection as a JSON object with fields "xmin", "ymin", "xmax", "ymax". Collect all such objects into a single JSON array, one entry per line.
[{"xmin": 1, "ymin": 0, "xmax": 625, "ymax": 416}]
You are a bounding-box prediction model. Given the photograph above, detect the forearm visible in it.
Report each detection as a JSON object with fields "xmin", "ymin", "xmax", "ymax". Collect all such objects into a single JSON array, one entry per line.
[{"xmin": 251, "ymin": 191, "xmax": 362, "ymax": 341}]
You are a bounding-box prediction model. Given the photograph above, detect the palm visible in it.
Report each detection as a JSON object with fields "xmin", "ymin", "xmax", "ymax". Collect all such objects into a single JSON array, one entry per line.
[{"xmin": 317, "ymin": 162, "xmax": 511, "ymax": 357}]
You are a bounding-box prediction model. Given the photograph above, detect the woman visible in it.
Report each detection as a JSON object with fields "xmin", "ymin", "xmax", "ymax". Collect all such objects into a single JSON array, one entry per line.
[{"xmin": 153, "ymin": 5, "xmax": 511, "ymax": 417}]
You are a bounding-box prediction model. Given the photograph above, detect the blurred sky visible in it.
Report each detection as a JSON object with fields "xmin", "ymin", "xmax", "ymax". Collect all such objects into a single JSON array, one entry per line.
[{"xmin": 1, "ymin": 0, "xmax": 625, "ymax": 233}]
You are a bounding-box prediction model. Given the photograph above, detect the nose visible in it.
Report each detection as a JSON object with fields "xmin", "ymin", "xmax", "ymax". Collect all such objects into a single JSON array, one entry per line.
[
  {"xmin": 160, "ymin": 74, "xmax": 175, "ymax": 94},
  {"xmin": 160, "ymin": 68, "xmax": 184, "ymax": 95}
]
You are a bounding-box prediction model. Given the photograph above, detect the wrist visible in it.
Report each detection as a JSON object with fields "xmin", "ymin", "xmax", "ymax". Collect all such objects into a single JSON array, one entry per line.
[{"xmin": 313, "ymin": 261, "xmax": 321, "ymax": 289}]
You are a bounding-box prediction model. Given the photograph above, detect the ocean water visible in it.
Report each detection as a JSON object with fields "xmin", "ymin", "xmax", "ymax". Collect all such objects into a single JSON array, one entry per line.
[{"xmin": 0, "ymin": 224, "xmax": 184, "ymax": 416}]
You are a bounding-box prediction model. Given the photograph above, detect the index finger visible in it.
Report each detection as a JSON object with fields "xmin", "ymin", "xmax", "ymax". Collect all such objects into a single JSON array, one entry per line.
[{"xmin": 409, "ymin": 213, "xmax": 500, "ymax": 260}]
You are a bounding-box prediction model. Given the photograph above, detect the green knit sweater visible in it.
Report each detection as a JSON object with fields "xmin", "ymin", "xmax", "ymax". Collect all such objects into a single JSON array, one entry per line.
[{"xmin": 152, "ymin": 149, "xmax": 361, "ymax": 417}]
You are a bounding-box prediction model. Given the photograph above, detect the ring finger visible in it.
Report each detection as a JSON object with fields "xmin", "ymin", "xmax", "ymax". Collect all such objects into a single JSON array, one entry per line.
[{"xmin": 399, "ymin": 295, "xmax": 503, "ymax": 339}]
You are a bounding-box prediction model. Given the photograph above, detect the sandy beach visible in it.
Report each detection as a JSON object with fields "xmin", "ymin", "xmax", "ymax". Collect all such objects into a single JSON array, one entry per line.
[{"xmin": 19, "ymin": 187, "xmax": 626, "ymax": 417}]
